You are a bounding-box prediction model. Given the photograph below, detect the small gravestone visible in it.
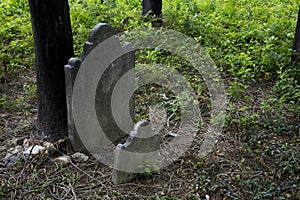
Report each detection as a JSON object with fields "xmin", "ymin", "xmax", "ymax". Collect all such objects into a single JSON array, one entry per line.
[
  {"xmin": 64, "ymin": 23, "xmax": 135, "ymax": 152},
  {"xmin": 112, "ymin": 120, "xmax": 161, "ymax": 185}
]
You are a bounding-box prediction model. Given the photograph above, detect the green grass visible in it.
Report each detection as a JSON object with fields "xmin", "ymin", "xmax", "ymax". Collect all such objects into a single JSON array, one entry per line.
[{"xmin": 0, "ymin": 0, "xmax": 299, "ymax": 199}]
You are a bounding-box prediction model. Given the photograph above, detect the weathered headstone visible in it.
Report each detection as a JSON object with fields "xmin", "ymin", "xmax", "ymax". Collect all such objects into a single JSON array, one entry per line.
[
  {"xmin": 65, "ymin": 23, "xmax": 163, "ymax": 185},
  {"xmin": 64, "ymin": 23, "xmax": 135, "ymax": 152},
  {"xmin": 112, "ymin": 120, "xmax": 161, "ymax": 185}
]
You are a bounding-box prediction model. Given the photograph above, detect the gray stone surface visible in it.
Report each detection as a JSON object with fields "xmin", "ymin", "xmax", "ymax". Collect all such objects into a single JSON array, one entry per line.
[
  {"xmin": 64, "ymin": 23, "xmax": 135, "ymax": 152},
  {"xmin": 112, "ymin": 120, "xmax": 161, "ymax": 185}
]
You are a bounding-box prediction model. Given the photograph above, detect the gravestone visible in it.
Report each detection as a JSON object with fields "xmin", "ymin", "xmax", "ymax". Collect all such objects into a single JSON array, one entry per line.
[
  {"xmin": 65, "ymin": 23, "xmax": 163, "ymax": 185},
  {"xmin": 64, "ymin": 23, "xmax": 135, "ymax": 152},
  {"xmin": 112, "ymin": 120, "xmax": 161, "ymax": 185}
]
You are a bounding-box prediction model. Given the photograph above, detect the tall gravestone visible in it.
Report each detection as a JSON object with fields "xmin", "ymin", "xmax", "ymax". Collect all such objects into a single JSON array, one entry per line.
[{"xmin": 64, "ymin": 23, "xmax": 135, "ymax": 152}]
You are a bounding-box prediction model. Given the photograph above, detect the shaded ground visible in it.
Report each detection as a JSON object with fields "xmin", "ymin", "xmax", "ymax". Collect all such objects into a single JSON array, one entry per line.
[{"xmin": 0, "ymin": 70, "xmax": 299, "ymax": 200}]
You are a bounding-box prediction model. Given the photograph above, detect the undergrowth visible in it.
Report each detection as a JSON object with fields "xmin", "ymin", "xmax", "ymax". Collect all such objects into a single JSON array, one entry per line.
[{"xmin": 0, "ymin": 0, "xmax": 299, "ymax": 199}]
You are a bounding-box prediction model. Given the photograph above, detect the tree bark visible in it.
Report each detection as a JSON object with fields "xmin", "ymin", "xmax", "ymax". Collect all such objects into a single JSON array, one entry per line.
[
  {"xmin": 142, "ymin": 0, "xmax": 162, "ymax": 23},
  {"xmin": 292, "ymin": 7, "xmax": 300, "ymax": 62},
  {"xmin": 28, "ymin": 0, "xmax": 74, "ymax": 141}
]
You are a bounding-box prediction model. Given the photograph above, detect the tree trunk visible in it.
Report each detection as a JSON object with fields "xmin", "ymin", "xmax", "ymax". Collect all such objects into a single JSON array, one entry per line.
[
  {"xmin": 28, "ymin": 0, "xmax": 74, "ymax": 141},
  {"xmin": 292, "ymin": 7, "xmax": 300, "ymax": 62},
  {"xmin": 142, "ymin": 0, "xmax": 162, "ymax": 17}
]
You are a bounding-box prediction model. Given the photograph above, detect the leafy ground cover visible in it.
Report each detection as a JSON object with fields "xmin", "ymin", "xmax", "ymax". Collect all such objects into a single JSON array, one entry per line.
[{"xmin": 0, "ymin": 0, "xmax": 299, "ymax": 199}]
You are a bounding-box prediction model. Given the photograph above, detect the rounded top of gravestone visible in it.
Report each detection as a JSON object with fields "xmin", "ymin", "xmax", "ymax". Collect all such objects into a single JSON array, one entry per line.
[{"xmin": 89, "ymin": 23, "xmax": 115, "ymax": 45}]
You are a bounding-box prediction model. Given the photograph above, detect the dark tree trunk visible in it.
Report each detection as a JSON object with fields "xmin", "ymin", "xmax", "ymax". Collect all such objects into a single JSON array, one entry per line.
[
  {"xmin": 292, "ymin": 7, "xmax": 300, "ymax": 62},
  {"xmin": 28, "ymin": 0, "xmax": 74, "ymax": 141},
  {"xmin": 142, "ymin": 0, "xmax": 162, "ymax": 24}
]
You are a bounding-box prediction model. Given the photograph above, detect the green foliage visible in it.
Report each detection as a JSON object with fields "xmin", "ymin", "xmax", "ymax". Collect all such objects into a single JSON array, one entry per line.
[
  {"xmin": 1, "ymin": 0, "xmax": 299, "ymax": 108},
  {"xmin": 138, "ymin": 160, "xmax": 161, "ymax": 176},
  {"xmin": 0, "ymin": 82, "xmax": 36, "ymax": 111},
  {"xmin": 164, "ymin": 0, "xmax": 298, "ymax": 79},
  {"xmin": 0, "ymin": 0, "xmax": 299, "ymax": 199},
  {"xmin": 69, "ymin": 0, "xmax": 144, "ymax": 56},
  {"xmin": 0, "ymin": 0, "xmax": 33, "ymax": 77}
]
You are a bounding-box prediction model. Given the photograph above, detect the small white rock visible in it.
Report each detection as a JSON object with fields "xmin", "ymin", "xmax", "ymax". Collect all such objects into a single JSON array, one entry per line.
[
  {"xmin": 205, "ymin": 195, "xmax": 210, "ymax": 200},
  {"xmin": 53, "ymin": 155, "xmax": 71, "ymax": 165},
  {"xmin": 71, "ymin": 152, "xmax": 89, "ymax": 162},
  {"xmin": 43, "ymin": 141, "xmax": 56, "ymax": 153},
  {"xmin": 4, "ymin": 146, "xmax": 24, "ymax": 165},
  {"xmin": 23, "ymin": 145, "xmax": 45, "ymax": 157},
  {"xmin": 4, "ymin": 153, "xmax": 19, "ymax": 165}
]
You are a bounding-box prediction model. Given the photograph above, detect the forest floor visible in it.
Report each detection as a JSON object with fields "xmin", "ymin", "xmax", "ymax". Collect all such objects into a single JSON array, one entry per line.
[
  {"xmin": 1, "ymin": 0, "xmax": 300, "ymax": 199},
  {"xmin": 0, "ymin": 66, "xmax": 299, "ymax": 200}
]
